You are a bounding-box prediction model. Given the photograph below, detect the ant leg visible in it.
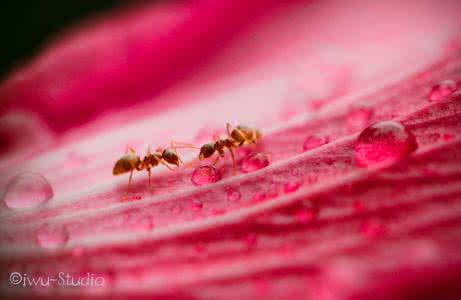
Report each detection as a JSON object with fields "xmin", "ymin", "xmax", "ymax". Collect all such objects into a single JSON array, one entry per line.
[
  {"xmin": 212, "ymin": 134, "xmax": 221, "ymax": 142},
  {"xmin": 228, "ymin": 147, "xmax": 237, "ymax": 174},
  {"xmin": 170, "ymin": 141, "xmax": 199, "ymax": 149},
  {"xmin": 226, "ymin": 122, "xmax": 233, "ymax": 137},
  {"xmin": 159, "ymin": 159, "xmax": 175, "ymax": 171},
  {"xmin": 169, "ymin": 142, "xmax": 188, "ymax": 165},
  {"xmin": 147, "ymin": 168, "xmax": 152, "ymax": 187},
  {"xmin": 212, "ymin": 155, "xmax": 220, "ymax": 166},
  {"xmin": 128, "ymin": 170, "xmax": 134, "ymax": 190},
  {"xmin": 125, "ymin": 145, "xmax": 136, "ymax": 154}
]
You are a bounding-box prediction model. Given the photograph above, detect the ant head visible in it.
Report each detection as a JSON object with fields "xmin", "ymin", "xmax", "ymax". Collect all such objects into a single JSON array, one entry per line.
[
  {"xmin": 162, "ymin": 149, "xmax": 181, "ymax": 166},
  {"xmin": 113, "ymin": 153, "xmax": 141, "ymax": 175},
  {"xmin": 199, "ymin": 143, "xmax": 215, "ymax": 160}
]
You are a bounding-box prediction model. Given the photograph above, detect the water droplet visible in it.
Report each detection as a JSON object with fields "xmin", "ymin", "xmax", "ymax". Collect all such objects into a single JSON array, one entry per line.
[
  {"xmin": 191, "ymin": 200, "xmax": 203, "ymax": 211},
  {"xmin": 346, "ymin": 107, "xmax": 373, "ymax": 130},
  {"xmin": 171, "ymin": 205, "xmax": 182, "ymax": 214},
  {"xmin": 252, "ymin": 191, "xmax": 267, "ymax": 202},
  {"xmin": 3, "ymin": 172, "xmax": 53, "ymax": 209},
  {"xmin": 302, "ymin": 136, "xmax": 329, "ymax": 151},
  {"xmin": 295, "ymin": 206, "xmax": 319, "ymax": 224},
  {"xmin": 352, "ymin": 200, "xmax": 365, "ymax": 213},
  {"xmin": 443, "ymin": 133, "xmax": 454, "ymax": 141},
  {"xmin": 428, "ymin": 80, "xmax": 458, "ymax": 101},
  {"xmin": 266, "ymin": 183, "xmax": 279, "ymax": 198},
  {"xmin": 71, "ymin": 247, "xmax": 85, "ymax": 257},
  {"xmin": 244, "ymin": 233, "xmax": 258, "ymax": 248},
  {"xmin": 36, "ymin": 225, "xmax": 69, "ymax": 249},
  {"xmin": 64, "ymin": 151, "xmax": 88, "ymax": 168},
  {"xmin": 283, "ymin": 181, "xmax": 303, "ymax": 194},
  {"xmin": 241, "ymin": 153, "xmax": 270, "ymax": 173},
  {"xmin": 361, "ymin": 221, "xmax": 386, "ymax": 238},
  {"xmin": 134, "ymin": 216, "xmax": 155, "ymax": 231},
  {"xmin": 211, "ymin": 208, "xmax": 225, "ymax": 215},
  {"xmin": 191, "ymin": 166, "xmax": 221, "ymax": 186},
  {"xmin": 354, "ymin": 121, "xmax": 417, "ymax": 167},
  {"xmin": 194, "ymin": 242, "xmax": 207, "ymax": 254},
  {"xmin": 226, "ymin": 188, "xmax": 241, "ymax": 202}
]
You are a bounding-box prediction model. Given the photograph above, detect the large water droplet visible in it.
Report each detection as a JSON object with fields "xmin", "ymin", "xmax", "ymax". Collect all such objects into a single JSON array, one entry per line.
[
  {"xmin": 36, "ymin": 225, "xmax": 69, "ymax": 249},
  {"xmin": 302, "ymin": 136, "xmax": 329, "ymax": 151},
  {"xmin": 354, "ymin": 121, "xmax": 417, "ymax": 167},
  {"xmin": 241, "ymin": 153, "xmax": 270, "ymax": 173},
  {"xmin": 3, "ymin": 172, "xmax": 53, "ymax": 209},
  {"xmin": 191, "ymin": 166, "xmax": 221, "ymax": 186},
  {"xmin": 428, "ymin": 80, "xmax": 458, "ymax": 101}
]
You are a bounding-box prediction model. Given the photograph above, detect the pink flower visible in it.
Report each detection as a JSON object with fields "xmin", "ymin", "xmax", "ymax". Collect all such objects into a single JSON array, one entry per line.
[{"xmin": 1, "ymin": 0, "xmax": 461, "ymax": 299}]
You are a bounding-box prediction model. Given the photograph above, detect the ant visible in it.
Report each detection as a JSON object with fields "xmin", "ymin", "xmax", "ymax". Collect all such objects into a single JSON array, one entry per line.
[
  {"xmin": 113, "ymin": 145, "xmax": 182, "ymax": 189},
  {"xmin": 173, "ymin": 123, "xmax": 262, "ymax": 171}
]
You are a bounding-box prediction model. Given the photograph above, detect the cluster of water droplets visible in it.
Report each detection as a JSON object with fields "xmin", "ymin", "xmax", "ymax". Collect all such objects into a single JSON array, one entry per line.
[{"xmin": 428, "ymin": 80, "xmax": 459, "ymax": 102}]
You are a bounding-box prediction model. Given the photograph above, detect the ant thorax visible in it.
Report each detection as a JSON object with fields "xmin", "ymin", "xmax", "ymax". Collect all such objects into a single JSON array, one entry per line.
[{"xmin": 142, "ymin": 154, "xmax": 161, "ymax": 169}]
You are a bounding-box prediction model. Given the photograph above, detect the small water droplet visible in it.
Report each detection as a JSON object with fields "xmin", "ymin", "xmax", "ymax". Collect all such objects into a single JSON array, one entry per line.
[
  {"xmin": 354, "ymin": 121, "xmax": 417, "ymax": 167},
  {"xmin": 361, "ymin": 221, "xmax": 386, "ymax": 238},
  {"xmin": 244, "ymin": 233, "xmax": 258, "ymax": 248},
  {"xmin": 443, "ymin": 133, "xmax": 454, "ymax": 141},
  {"xmin": 211, "ymin": 208, "xmax": 225, "ymax": 215},
  {"xmin": 241, "ymin": 153, "xmax": 270, "ymax": 173},
  {"xmin": 71, "ymin": 247, "xmax": 85, "ymax": 257},
  {"xmin": 191, "ymin": 200, "xmax": 203, "ymax": 211},
  {"xmin": 352, "ymin": 200, "xmax": 365, "ymax": 212},
  {"xmin": 36, "ymin": 225, "xmax": 69, "ymax": 249},
  {"xmin": 428, "ymin": 80, "xmax": 458, "ymax": 101},
  {"xmin": 64, "ymin": 152, "xmax": 88, "ymax": 168},
  {"xmin": 346, "ymin": 107, "xmax": 373, "ymax": 130},
  {"xmin": 284, "ymin": 181, "xmax": 303, "ymax": 194},
  {"xmin": 266, "ymin": 183, "xmax": 279, "ymax": 198},
  {"xmin": 134, "ymin": 216, "xmax": 155, "ymax": 231},
  {"xmin": 194, "ymin": 242, "xmax": 207, "ymax": 254},
  {"xmin": 226, "ymin": 188, "xmax": 241, "ymax": 202},
  {"xmin": 252, "ymin": 191, "xmax": 267, "ymax": 202},
  {"xmin": 171, "ymin": 205, "xmax": 182, "ymax": 214},
  {"xmin": 3, "ymin": 172, "xmax": 53, "ymax": 209},
  {"xmin": 302, "ymin": 136, "xmax": 329, "ymax": 151},
  {"xmin": 295, "ymin": 206, "xmax": 319, "ymax": 224},
  {"xmin": 191, "ymin": 166, "xmax": 221, "ymax": 186}
]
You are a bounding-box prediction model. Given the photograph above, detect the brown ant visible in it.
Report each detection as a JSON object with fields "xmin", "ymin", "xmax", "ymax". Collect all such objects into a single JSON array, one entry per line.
[
  {"xmin": 113, "ymin": 146, "xmax": 182, "ymax": 189},
  {"xmin": 173, "ymin": 123, "xmax": 262, "ymax": 171}
]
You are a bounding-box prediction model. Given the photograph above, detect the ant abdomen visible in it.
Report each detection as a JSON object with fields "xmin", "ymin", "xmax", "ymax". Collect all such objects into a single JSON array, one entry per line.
[{"xmin": 113, "ymin": 153, "xmax": 141, "ymax": 175}]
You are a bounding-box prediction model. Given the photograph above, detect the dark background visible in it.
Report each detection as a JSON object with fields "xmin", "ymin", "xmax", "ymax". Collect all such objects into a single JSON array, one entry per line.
[{"xmin": 0, "ymin": 1, "xmax": 126, "ymax": 81}]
